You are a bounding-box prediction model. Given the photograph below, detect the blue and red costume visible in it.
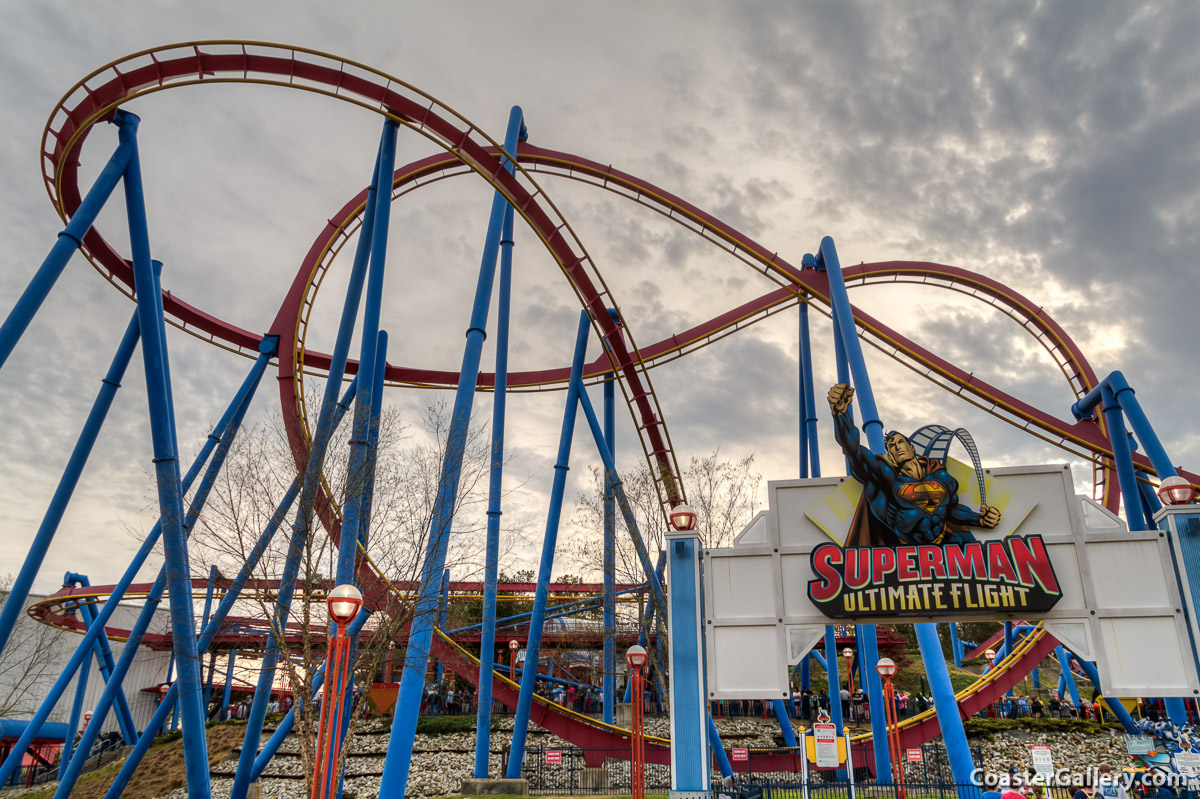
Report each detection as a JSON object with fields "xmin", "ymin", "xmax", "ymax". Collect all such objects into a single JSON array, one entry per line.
[{"xmin": 833, "ymin": 410, "xmax": 981, "ymax": 546}]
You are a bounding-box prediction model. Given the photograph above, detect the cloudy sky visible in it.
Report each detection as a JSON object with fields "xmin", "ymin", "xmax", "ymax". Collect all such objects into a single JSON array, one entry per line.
[{"xmin": 2, "ymin": 1, "xmax": 1199, "ymax": 596}]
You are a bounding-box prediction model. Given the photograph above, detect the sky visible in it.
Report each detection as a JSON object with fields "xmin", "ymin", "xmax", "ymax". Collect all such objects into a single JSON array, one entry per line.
[{"xmin": 1, "ymin": 1, "xmax": 1199, "ymax": 597}]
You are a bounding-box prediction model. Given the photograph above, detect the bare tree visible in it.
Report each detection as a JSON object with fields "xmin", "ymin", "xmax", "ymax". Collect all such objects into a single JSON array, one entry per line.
[
  {"xmin": 566, "ymin": 450, "xmax": 762, "ymax": 584},
  {"xmin": 563, "ymin": 451, "xmax": 761, "ymax": 692},
  {"xmin": 0, "ymin": 575, "xmax": 69, "ymax": 718},
  {"xmin": 186, "ymin": 390, "xmax": 531, "ymax": 778}
]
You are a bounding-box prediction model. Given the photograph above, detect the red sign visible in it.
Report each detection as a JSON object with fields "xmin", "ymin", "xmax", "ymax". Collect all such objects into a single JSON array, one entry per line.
[
  {"xmin": 545, "ymin": 750, "xmax": 562, "ymax": 764},
  {"xmin": 732, "ymin": 748, "xmax": 749, "ymax": 762},
  {"xmin": 906, "ymin": 748, "xmax": 923, "ymax": 762}
]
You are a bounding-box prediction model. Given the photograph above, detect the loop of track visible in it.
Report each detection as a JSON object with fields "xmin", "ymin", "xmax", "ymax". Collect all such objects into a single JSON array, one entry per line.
[{"xmin": 41, "ymin": 40, "xmax": 685, "ymax": 519}]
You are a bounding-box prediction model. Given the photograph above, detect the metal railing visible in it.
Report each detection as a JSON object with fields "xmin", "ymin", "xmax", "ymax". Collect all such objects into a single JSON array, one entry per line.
[{"xmin": 515, "ymin": 742, "xmax": 986, "ymax": 796}]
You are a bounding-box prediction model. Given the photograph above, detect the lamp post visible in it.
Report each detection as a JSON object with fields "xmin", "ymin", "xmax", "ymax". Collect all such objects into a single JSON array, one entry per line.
[
  {"xmin": 509, "ymin": 639, "xmax": 519, "ymax": 681},
  {"xmin": 876, "ymin": 658, "xmax": 904, "ymax": 799},
  {"xmin": 669, "ymin": 503, "xmax": 697, "ymax": 532},
  {"xmin": 627, "ymin": 644, "xmax": 648, "ymax": 799},
  {"xmin": 1159, "ymin": 475, "xmax": 1198, "ymax": 506},
  {"xmin": 842, "ymin": 647, "xmax": 855, "ymax": 719},
  {"xmin": 984, "ymin": 648, "xmax": 996, "ymax": 670},
  {"xmin": 312, "ymin": 584, "xmax": 363, "ymax": 799}
]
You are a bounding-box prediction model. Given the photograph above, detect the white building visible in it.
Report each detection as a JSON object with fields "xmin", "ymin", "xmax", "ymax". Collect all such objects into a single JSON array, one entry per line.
[{"xmin": 0, "ymin": 590, "xmax": 173, "ymax": 737}]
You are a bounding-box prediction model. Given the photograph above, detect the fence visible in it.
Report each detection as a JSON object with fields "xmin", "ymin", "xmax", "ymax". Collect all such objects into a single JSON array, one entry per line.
[{"xmin": 517, "ymin": 741, "xmax": 984, "ymax": 796}]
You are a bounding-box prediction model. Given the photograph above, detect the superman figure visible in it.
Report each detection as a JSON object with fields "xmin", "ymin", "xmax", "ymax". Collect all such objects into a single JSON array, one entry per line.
[{"xmin": 827, "ymin": 383, "xmax": 1000, "ymax": 546}]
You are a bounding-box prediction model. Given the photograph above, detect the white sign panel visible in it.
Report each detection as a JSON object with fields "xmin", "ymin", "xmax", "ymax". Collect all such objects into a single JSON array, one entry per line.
[
  {"xmin": 703, "ymin": 464, "xmax": 1200, "ymax": 700},
  {"xmin": 1175, "ymin": 751, "xmax": 1200, "ymax": 777},
  {"xmin": 1031, "ymin": 746, "xmax": 1054, "ymax": 777},
  {"xmin": 813, "ymin": 723, "xmax": 839, "ymax": 768}
]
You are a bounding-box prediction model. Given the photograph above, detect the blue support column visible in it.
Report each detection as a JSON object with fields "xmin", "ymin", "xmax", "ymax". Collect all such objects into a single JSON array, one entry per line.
[
  {"xmin": 0, "ymin": 341, "xmax": 256, "ymax": 786},
  {"xmin": 474, "ymin": 197, "xmax": 516, "ymax": 777},
  {"xmin": 504, "ymin": 311, "xmax": 588, "ymax": 779},
  {"xmin": 230, "ymin": 121, "xmax": 399, "ymax": 799},
  {"xmin": 1004, "ymin": 622, "xmax": 1016, "ymax": 697},
  {"xmin": 1068, "ymin": 654, "xmax": 1140, "ymax": 734},
  {"xmin": 825, "ymin": 627, "xmax": 843, "ymax": 729},
  {"xmin": 0, "ymin": 132, "xmax": 133, "ymax": 370},
  {"xmin": 117, "ymin": 109, "xmax": 208, "ymax": 797},
  {"xmin": 799, "ymin": 296, "xmax": 821, "ymax": 477},
  {"xmin": 666, "ymin": 528, "xmax": 711, "ymax": 793},
  {"xmin": 1054, "ymin": 646, "xmax": 1082, "ymax": 707},
  {"xmin": 709, "ymin": 714, "xmax": 734, "ymax": 779},
  {"xmin": 858, "ymin": 624, "xmax": 891, "ymax": 781},
  {"xmin": 772, "ymin": 700, "xmax": 797, "ymax": 747},
  {"xmin": 77, "ymin": 594, "xmax": 138, "ymax": 744},
  {"xmin": 222, "ymin": 651, "xmax": 238, "ymax": 719},
  {"xmin": 383, "ymin": 107, "xmax": 526, "ymax": 796},
  {"xmin": 58, "ymin": 608, "xmax": 94, "ymax": 780},
  {"xmin": 435, "ymin": 569, "xmax": 452, "ymax": 684},
  {"xmin": 101, "ymin": 432, "xmax": 347, "ymax": 799},
  {"xmin": 602, "ymin": 372, "xmax": 617, "ymax": 726},
  {"xmin": 916, "ymin": 623, "xmax": 976, "ymax": 791},
  {"xmin": 0, "ymin": 309, "xmax": 140, "ymax": 659},
  {"xmin": 336, "ymin": 234, "xmax": 394, "ymax": 588},
  {"xmin": 949, "ymin": 623, "xmax": 964, "ymax": 668},
  {"xmin": 54, "ymin": 345, "xmax": 272, "ymax": 799},
  {"xmin": 202, "ymin": 566, "xmax": 220, "ymax": 712}
]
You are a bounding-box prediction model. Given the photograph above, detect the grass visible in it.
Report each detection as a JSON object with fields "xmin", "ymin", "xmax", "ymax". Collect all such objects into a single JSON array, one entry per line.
[{"xmin": 15, "ymin": 722, "xmax": 247, "ymax": 799}]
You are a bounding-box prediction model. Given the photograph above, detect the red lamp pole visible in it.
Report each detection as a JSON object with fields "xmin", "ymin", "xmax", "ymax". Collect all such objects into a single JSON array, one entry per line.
[
  {"xmin": 312, "ymin": 585, "xmax": 362, "ymax": 799},
  {"xmin": 627, "ymin": 645, "xmax": 648, "ymax": 799},
  {"xmin": 509, "ymin": 640, "xmax": 519, "ymax": 681},
  {"xmin": 877, "ymin": 658, "xmax": 905, "ymax": 799}
]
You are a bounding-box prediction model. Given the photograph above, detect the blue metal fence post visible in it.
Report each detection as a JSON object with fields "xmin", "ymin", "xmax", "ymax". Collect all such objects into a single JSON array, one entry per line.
[
  {"xmin": 383, "ymin": 106, "xmax": 526, "ymax": 795},
  {"xmin": 666, "ymin": 526, "xmax": 711, "ymax": 791},
  {"xmin": 117, "ymin": 108, "xmax": 209, "ymax": 798},
  {"xmin": 474, "ymin": 197, "xmax": 516, "ymax": 777},
  {"xmin": 0, "ymin": 309, "xmax": 141, "ymax": 659},
  {"xmin": 503, "ymin": 311, "xmax": 588, "ymax": 778}
]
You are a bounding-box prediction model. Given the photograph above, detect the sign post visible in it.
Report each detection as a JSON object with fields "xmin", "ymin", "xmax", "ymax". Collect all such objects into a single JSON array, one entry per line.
[{"xmin": 665, "ymin": 506, "xmax": 711, "ymax": 798}]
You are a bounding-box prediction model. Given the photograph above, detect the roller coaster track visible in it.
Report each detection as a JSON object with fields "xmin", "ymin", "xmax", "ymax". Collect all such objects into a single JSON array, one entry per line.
[{"xmin": 23, "ymin": 581, "xmax": 1067, "ymax": 772}]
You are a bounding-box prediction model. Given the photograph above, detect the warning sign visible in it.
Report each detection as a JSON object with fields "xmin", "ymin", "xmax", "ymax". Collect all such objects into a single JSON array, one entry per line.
[
  {"xmin": 545, "ymin": 750, "xmax": 562, "ymax": 765},
  {"xmin": 731, "ymin": 748, "xmax": 749, "ymax": 762},
  {"xmin": 813, "ymin": 723, "xmax": 840, "ymax": 768},
  {"xmin": 1031, "ymin": 746, "xmax": 1054, "ymax": 777},
  {"xmin": 1176, "ymin": 751, "xmax": 1200, "ymax": 777},
  {"xmin": 906, "ymin": 748, "xmax": 923, "ymax": 763}
]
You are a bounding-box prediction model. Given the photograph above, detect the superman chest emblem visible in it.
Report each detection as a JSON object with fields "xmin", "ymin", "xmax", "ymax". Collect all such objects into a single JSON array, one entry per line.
[{"xmin": 897, "ymin": 480, "xmax": 948, "ymax": 514}]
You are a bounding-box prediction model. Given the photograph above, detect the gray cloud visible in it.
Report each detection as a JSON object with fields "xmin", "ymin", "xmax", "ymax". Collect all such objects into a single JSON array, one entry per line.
[{"xmin": 1, "ymin": 0, "xmax": 1197, "ymax": 593}]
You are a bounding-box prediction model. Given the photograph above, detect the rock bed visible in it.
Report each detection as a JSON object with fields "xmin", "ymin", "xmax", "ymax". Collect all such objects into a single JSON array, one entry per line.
[{"xmin": 160, "ymin": 719, "xmax": 1134, "ymax": 798}]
